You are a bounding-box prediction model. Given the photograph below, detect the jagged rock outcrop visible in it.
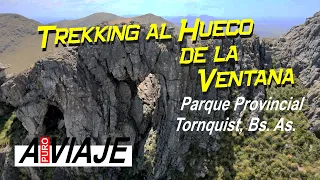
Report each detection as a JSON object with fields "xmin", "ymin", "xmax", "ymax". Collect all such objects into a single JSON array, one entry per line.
[
  {"xmin": 0, "ymin": 23, "xmax": 266, "ymax": 179},
  {"xmin": 0, "ymin": 63, "xmax": 13, "ymax": 116},
  {"xmin": 263, "ymin": 11, "xmax": 320, "ymax": 133}
]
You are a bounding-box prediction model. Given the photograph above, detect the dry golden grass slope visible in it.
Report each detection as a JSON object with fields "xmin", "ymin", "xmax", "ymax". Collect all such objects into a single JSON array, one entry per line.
[
  {"xmin": 54, "ymin": 12, "xmax": 122, "ymax": 27},
  {"xmin": 0, "ymin": 14, "xmax": 58, "ymax": 73},
  {"xmin": 0, "ymin": 13, "xmax": 122, "ymax": 73},
  {"xmin": 0, "ymin": 14, "xmax": 39, "ymax": 53},
  {"xmin": 0, "ymin": 13, "xmax": 175, "ymax": 74},
  {"xmin": 0, "ymin": 35, "xmax": 57, "ymax": 74}
]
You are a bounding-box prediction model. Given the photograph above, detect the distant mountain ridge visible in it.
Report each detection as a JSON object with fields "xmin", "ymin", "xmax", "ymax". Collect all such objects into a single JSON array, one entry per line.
[
  {"xmin": 0, "ymin": 12, "xmax": 311, "ymax": 74},
  {"xmin": 164, "ymin": 15, "xmax": 306, "ymax": 37},
  {"xmin": 131, "ymin": 13, "xmax": 176, "ymax": 27},
  {"xmin": 54, "ymin": 12, "xmax": 122, "ymax": 27}
]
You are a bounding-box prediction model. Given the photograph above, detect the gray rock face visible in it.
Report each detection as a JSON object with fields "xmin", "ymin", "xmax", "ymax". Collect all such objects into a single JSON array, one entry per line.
[
  {"xmin": 264, "ymin": 11, "xmax": 320, "ymax": 129},
  {"xmin": 0, "ymin": 25, "xmax": 266, "ymax": 179}
]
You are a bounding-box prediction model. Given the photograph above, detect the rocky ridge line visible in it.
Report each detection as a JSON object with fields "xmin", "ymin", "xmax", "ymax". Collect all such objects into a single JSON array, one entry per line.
[{"xmin": 0, "ymin": 22, "xmax": 266, "ymax": 179}]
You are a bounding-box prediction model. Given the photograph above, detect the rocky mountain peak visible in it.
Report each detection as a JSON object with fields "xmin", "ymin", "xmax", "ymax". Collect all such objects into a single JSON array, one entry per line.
[{"xmin": 263, "ymin": 10, "xmax": 320, "ymax": 132}]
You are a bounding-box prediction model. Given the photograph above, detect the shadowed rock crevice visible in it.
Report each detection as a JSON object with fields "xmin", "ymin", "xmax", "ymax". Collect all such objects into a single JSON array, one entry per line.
[
  {"xmin": 263, "ymin": 11, "xmax": 320, "ymax": 136},
  {"xmin": 44, "ymin": 105, "xmax": 65, "ymax": 135}
]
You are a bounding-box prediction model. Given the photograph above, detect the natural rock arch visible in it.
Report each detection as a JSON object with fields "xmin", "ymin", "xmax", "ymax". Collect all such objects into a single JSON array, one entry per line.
[{"xmin": 0, "ymin": 26, "xmax": 265, "ymax": 179}]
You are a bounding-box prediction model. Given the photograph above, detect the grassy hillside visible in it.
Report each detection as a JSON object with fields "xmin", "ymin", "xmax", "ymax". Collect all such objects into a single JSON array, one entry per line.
[
  {"xmin": 0, "ymin": 13, "xmax": 40, "ymax": 53},
  {"xmin": 55, "ymin": 12, "xmax": 121, "ymax": 27},
  {"xmin": 230, "ymin": 83, "xmax": 320, "ymax": 179}
]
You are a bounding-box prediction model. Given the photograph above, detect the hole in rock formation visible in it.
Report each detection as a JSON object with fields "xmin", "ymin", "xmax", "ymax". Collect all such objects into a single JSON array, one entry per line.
[
  {"xmin": 44, "ymin": 105, "xmax": 64, "ymax": 135},
  {"xmin": 137, "ymin": 73, "xmax": 161, "ymax": 118}
]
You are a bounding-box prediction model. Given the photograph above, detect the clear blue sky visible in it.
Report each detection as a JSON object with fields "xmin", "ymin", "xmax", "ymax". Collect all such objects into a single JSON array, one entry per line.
[{"xmin": 0, "ymin": 0, "xmax": 319, "ymax": 22}]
